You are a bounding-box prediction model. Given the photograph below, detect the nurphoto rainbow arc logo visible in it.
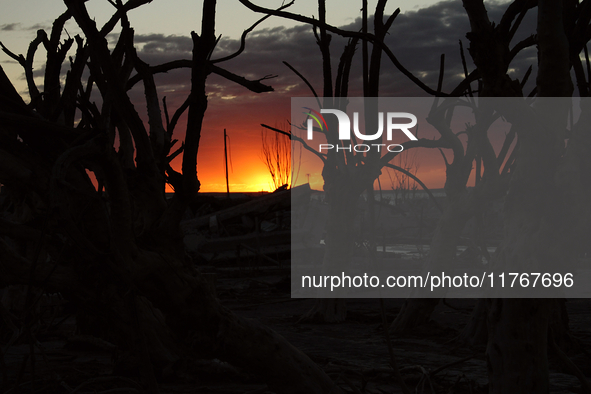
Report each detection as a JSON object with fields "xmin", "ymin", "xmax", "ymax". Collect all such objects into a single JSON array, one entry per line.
[
  {"xmin": 303, "ymin": 107, "xmax": 328, "ymax": 132},
  {"xmin": 302, "ymin": 106, "xmax": 418, "ymax": 154}
]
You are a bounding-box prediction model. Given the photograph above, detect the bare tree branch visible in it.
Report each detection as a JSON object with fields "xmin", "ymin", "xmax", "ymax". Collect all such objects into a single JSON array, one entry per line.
[
  {"xmin": 0, "ymin": 64, "xmax": 27, "ymax": 107},
  {"xmin": 459, "ymin": 40, "xmax": 474, "ymax": 97},
  {"xmin": 213, "ymin": 64, "xmax": 275, "ymax": 93},
  {"xmin": 334, "ymin": 38, "xmax": 358, "ymax": 102},
  {"xmin": 537, "ymin": 0, "xmax": 573, "ymax": 96},
  {"xmin": 65, "ymin": 0, "xmax": 158, "ymax": 175},
  {"xmin": 132, "ymin": 50, "xmax": 169, "ymax": 165},
  {"xmin": 168, "ymin": 95, "xmax": 191, "ymax": 137},
  {"xmin": 99, "ymin": 0, "xmax": 154, "ymax": 37},
  {"xmin": 238, "ymin": 0, "xmax": 448, "ymax": 96},
  {"xmin": 212, "ymin": 1, "xmax": 295, "ymax": 64},
  {"xmin": 497, "ymin": 128, "xmax": 516, "ymax": 167},
  {"xmin": 520, "ymin": 65, "xmax": 533, "ymax": 89},
  {"xmin": 60, "ymin": 36, "xmax": 88, "ymax": 127},
  {"xmin": 317, "ymin": 0, "xmax": 333, "ymax": 98},
  {"xmin": 181, "ymin": 1, "xmax": 218, "ymax": 198},
  {"xmin": 283, "ymin": 61, "xmax": 319, "ymax": 99},
  {"xmin": 436, "ymin": 53, "xmax": 445, "ymax": 95},
  {"xmin": 498, "ymin": 0, "xmax": 537, "ymax": 43},
  {"xmin": 509, "ymin": 34, "xmax": 536, "ymax": 62},
  {"xmin": 379, "ymin": 137, "xmax": 453, "ymax": 167},
  {"xmin": 261, "ymin": 125, "xmax": 291, "ymax": 190},
  {"xmin": 381, "ymin": 162, "xmax": 443, "ymax": 213},
  {"xmin": 262, "ymin": 123, "xmax": 327, "ymax": 163},
  {"xmin": 362, "ymin": 0, "xmax": 369, "ymax": 96},
  {"xmin": 163, "ymin": 96, "xmax": 170, "ymax": 130},
  {"xmin": 43, "ymin": 11, "xmax": 73, "ymax": 117},
  {"xmin": 126, "ymin": 59, "xmax": 274, "ymax": 93}
]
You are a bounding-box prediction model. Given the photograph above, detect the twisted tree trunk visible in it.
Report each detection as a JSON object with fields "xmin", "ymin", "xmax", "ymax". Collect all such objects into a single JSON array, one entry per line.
[
  {"xmin": 390, "ymin": 195, "xmax": 472, "ymax": 332},
  {"xmin": 0, "ymin": 0, "xmax": 344, "ymax": 392},
  {"xmin": 485, "ymin": 1, "xmax": 575, "ymax": 391}
]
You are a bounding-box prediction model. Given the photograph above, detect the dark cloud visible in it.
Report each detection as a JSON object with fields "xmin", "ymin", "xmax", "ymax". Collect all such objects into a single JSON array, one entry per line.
[
  {"xmin": 127, "ymin": 23, "xmax": 318, "ymax": 116},
  {"xmin": 0, "ymin": 23, "xmax": 21, "ymax": 31},
  {"xmin": 130, "ymin": 0, "xmax": 539, "ymax": 103},
  {"xmin": 10, "ymin": 0, "xmax": 542, "ymax": 124},
  {"xmin": 28, "ymin": 23, "xmax": 50, "ymax": 31},
  {"xmin": 117, "ymin": 0, "xmax": 542, "ymax": 174},
  {"xmin": 328, "ymin": 0, "xmax": 538, "ymax": 96},
  {"xmin": 2, "ymin": 1, "xmax": 542, "ymax": 190},
  {"xmin": 134, "ymin": 34, "xmax": 193, "ymax": 54}
]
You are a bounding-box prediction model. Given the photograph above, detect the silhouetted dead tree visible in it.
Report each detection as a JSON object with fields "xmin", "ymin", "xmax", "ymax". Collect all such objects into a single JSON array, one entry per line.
[
  {"xmin": 387, "ymin": 147, "xmax": 421, "ymax": 204},
  {"xmin": 389, "ymin": 99, "xmax": 516, "ymax": 333},
  {"xmin": 462, "ymin": 0, "xmax": 591, "ymax": 392},
  {"xmin": 251, "ymin": 1, "xmax": 591, "ymax": 393},
  {"xmin": 246, "ymin": 0, "xmax": 515, "ymax": 330},
  {"xmin": 261, "ymin": 124, "xmax": 291, "ymax": 191},
  {"xmin": 268, "ymin": 4, "xmax": 419, "ymax": 390},
  {"xmin": 391, "ymin": 0, "xmax": 591, "ymax": 392},
  {"xmin": 388, "ymin": 0, "xmax": 538, "ymax": 334},
  {"xmin": 0, "ymin": 1, "xmax": 346, "ymax": 393},
  {"xmin": 250, "ymin": 0, "xmax": 446, "ymax": 326},
  {"xmin": 389, "ymin": 0, "xmax": 590, "ymax": 336}
]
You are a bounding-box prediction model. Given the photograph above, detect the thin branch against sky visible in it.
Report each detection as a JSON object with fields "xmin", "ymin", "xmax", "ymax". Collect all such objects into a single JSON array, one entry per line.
[{"xmin": 0, "ymin": 0, "xmax": 519, "ymax": 192}]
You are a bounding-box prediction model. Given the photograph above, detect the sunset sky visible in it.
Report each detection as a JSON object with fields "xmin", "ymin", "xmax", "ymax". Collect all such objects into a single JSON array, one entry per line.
[{"xmin": 0, "ymin": 0, "xmax": 532, "ymax": 192}]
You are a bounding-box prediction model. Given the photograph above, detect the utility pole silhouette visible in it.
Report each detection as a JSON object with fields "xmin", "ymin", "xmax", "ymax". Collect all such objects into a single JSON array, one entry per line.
[{"xmin": 224, "ymin": 128, "xmax": 230, "ymax": 198}]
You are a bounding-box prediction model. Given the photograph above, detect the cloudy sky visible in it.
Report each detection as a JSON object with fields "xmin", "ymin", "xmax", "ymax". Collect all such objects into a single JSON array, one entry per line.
[{"xmin": 0, "ymin": 0, "xmax": 534, "ymax": 192}]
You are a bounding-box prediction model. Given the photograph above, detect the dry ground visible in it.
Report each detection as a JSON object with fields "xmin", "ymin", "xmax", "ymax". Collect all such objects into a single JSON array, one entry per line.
[{"xmin": 2, "ymin": 265, "xmax": 590, "ymax": 393}]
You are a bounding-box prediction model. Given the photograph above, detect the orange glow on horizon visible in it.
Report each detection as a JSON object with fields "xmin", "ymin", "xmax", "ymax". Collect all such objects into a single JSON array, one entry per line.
[
  {"xmin": 165, "ymin": 130, "xmax": 281, "ymax": 193},
  {"xmin": 114, "ymin": 96, "xmax": 451, "ymax": 195},
  {"xmin": 163, "ymin": 143, "xmax": 448, "ymax": 194},
  {"xmin": 165, "ymin": 160, "xmax": 278, "ymax": 193}
]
